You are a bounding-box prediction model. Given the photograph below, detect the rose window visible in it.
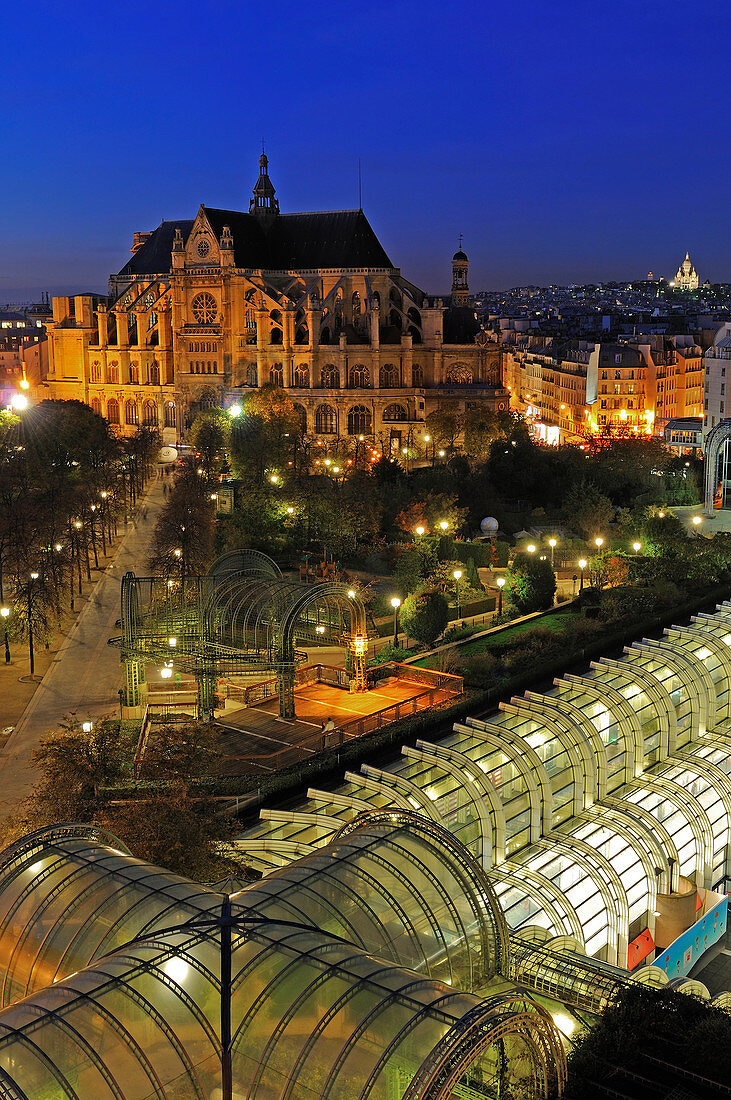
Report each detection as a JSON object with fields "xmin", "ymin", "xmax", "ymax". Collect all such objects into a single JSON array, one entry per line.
[{"xmin": 192, "ymin": 293, "xmax": 217, "ymax": 324}]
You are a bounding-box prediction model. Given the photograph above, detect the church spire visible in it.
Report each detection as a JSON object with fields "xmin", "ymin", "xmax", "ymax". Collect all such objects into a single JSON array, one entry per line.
[{"xmin": 250, "ymin": 150, "xmax": 279, "ymax": 223}]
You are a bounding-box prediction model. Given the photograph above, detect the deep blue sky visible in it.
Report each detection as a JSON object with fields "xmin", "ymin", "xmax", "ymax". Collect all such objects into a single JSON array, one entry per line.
[{"xmin": 2, "ymin": 0, "xmax": 729, "ymax": 299}]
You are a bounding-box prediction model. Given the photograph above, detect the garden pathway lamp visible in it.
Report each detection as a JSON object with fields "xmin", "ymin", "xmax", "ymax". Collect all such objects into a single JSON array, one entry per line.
[
  {"xmin": 496, "ymin": 576, "xmax": 505, "ymax": 616},
  {"xmin": 0, "ymin": 607, "xmax": 9, "ymax": 664},
  {"xmin": 453, "ymin": 569, "xmax": 463, "ymax": 618},
  {"xmin": 578, "ymin": 559, "xmax": 587, "ymax": 592},
  {"xmin": 391, "ymin": 597, "xmax": 401, "ymax": 645}
]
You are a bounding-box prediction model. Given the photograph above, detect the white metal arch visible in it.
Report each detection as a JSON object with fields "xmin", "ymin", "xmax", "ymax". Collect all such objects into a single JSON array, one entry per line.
[
  {"xmin": 629, "ymin": 639, "xmax": 712, "ymax": 739},
  {"xmin": 638, "ymin": 774, "xmax": 715, "ymax": 888},
  {"xmin": 666, "ymin": 626, "xmax": 731, "ymax": 721},
  {"xmin": 525, "ymin": 691, "xmax": 608, "ymax": 800},
  {"xmin": 593, "ymin": 656, "xmax": 676, "ymax": 761},
  {"xmin": 559, "ymin": 675, "xmax": 644, "ymax": 779},
  {"xmin": 702, "ymin": 418, "xmax": 731, "ymax": 515},
  {"xmin": 498, "ymin": 862, "xmax": 585, "ymax": 943},
  {"xmin": 505, "ymin": 697, "xmax": 596, "ymax": 810}
]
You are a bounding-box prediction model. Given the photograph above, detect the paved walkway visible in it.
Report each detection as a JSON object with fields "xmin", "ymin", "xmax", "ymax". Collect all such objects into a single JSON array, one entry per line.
[{"xmin": 0, "ymin": 479, "xmax": 166, "ymax": 816}]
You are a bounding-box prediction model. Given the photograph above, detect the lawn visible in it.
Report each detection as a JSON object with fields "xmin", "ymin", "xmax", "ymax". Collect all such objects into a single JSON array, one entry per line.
[{"xmin": 411, "ymin": 609, "xmax": 577, "ymax": 667}]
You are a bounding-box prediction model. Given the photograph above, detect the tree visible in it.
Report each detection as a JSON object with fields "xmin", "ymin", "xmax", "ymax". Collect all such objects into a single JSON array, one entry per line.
[
  {"xmin": 563, "ymin": 479, "xmax": 613, "ymax": 539},
  {"xmin": 425, "ymin": 404, "xmax": 460, "ymax": 451},
  {"xmin": 148, "ymin": 461, "xmax": 215, "ymax": 577},
  {"xmin": 506, "ymin": 552, "xmax": 556, "ymax": 612},
  {"xmin": 188, "ymin": 408, "xmax": 230, "ymax": 480},
  {"xmin": 400, "ymin": 587, "xmax": 449, "ymax": 646},
  {"xmin": 140, "ymin": 721, "xmax": 221, "ymax": 783}
]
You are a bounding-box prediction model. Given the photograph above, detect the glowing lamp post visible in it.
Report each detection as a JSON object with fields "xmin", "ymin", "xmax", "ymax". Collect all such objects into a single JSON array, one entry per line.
[
  {"xmin": 415, "ymin": 525, "xmax": 425, "ymax": 537},
  {"xmin": 578, "ymin": 559, "xmax": 587, "ymax": 592},
  {"xmin": 391, "ymin": 596, "xmax": 401, "ymax": 645},
  {"xmin": 453, "ymin": 569, "xmax": 463, "ymax": 619},
  {"xmin": 548, "ymin": 537, "xmax": 557, "ymax": 566},
  {"xmin": 27, "ymin": 572, "xmax": 39, "ymax": 675},
  {"xmin": 692, "ymin": 516, "xmax": 702, "ymax": 532},
  {"xmin": 439, "ymin": 520, "xmax": 448, "ymax": 532},
  {"xmin": 0, "ymin": 607, "xmax": 10, "ymax": 664},
  {"xmin": 496, "ymin": 575, "xmax": 505, "ymax": 617},
  {"xmin": 632, "ymin": 541, "xmax": 641, "ymax": 553},
  {"xmin": 595, "ymin": 537, "xmax": 604, "ymax": 550}
]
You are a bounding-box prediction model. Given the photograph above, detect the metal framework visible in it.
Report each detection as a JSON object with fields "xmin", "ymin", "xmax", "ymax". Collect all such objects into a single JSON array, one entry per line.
[
  {"xmin": 113, "ymin": 549, "xmax": 368, "ymax": 718},
  {"xmin": 0, "ymin": 816, "xmax": 566, "ymax": 1100}
]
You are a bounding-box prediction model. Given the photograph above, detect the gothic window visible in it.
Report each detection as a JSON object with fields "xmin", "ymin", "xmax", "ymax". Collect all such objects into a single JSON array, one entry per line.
[
  {"xmin": 246, "ymin": 364, "xmax": 258, "ymax": 387},
  {"xmin": 270, "ymin": 327, "xmax": 283, "ymax": 345},
  {"xmin": 107, "ymin": 398, "xmax": 119, "ymax": 424},
  {"xmin": 379, "ymin": 364, "xmax": 400, "ymax": 388},
  {"xmin": 164, "ymin": 401, "xmax": 176, "ymax": 428},
  {"xmin": 129, "ymin": 363, "xmax": 139, "ymax": 384},
  {"xmin": 149, "ymin": 362, "xmax": 160, "ymax": 385},
  {"xmin": 446, "ymin": 365, "xmax": 473, "ymax": 385},
  {"xmin": 90, "ymin": 360, "xmax": 101, "ymax": 383},
  {"xmin": 412, "ymin": 364, "xmax": 423, "ymax": 387},
  {"xmin": 108, "ymin": 362, "xmax": 119, "ymax": 384},
  {"xmin": 352, "ymin": 291, "xmax": 361, "ymax": 325},
  {"xmin": 91, "ymin": 397, "xmax": 102, "ymax": 416},
  {"xmin": 192, "ymin": 293, "xmax": 217, "ymax": 324},
  {"xmin": 125, "ymin": 400, "xmax": 139, "ymax": 426},
  {"xmin": 349, "ymin": 364, "xmax": 370, "ymax": 388},
  {"xmin": 383, "ymin": 403, "xmax": 407, "ymax": 422},
  {"xmin": 372, "ymin": 291, "xmax": 380, "ymax": 310},
  {"xmin": 270, "ymin": 364, "xmax": 283, "ymax": 386},
  {"xmin": 294, "ymin": 364, "xmax": 310, "ymax": 388},
  {"xmin": 142, "ymin": 400, "xmax": 158, "ymax": 426},
  {"xmin": 348, "ymin": 405, "xmax": 371, "ymax": 435},
  {"xmin": 321, "ymin": 364, "xmax": 340, "ymax": 388},
  {"xmin": 316, "ymin": 404, "xmax": 337, "ymax": 434}
]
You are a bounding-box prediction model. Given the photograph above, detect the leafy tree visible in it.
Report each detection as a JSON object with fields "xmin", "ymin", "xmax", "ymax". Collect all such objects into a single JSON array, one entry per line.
[
  {"xmin": 563, "ymin": 479, "xmax": 613, "ymax": 539},
  {"xmin": 506, "ymin": 551, "xmax": 556, "ymax": 612},
  {"xmin": 400, "ymin": 587, "xmax": 449, "ymax": 646},
  {"xmin": 425, "ymin": 404, "xmax": 460, "ymax": 450},
  {"xmin": 148, "ymin": 461, "xmax": 215, "ymax": 577},
  {"xmin": 188, "ymin": 408, "xmax": 230, "ymax": 480},
  {"xmin": 140, "ymin": 721, "xmax": 221, "ymax": 783}
]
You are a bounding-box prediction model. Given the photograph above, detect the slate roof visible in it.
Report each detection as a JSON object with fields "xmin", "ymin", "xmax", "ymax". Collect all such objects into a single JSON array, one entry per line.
[{"xmin": 117, "ymin": 208, "xmax": 392, "ymax": 278}]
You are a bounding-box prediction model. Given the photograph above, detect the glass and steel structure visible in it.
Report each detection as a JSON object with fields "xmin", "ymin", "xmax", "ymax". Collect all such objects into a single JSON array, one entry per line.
[
  {"xmin": 0, "ymin": 817, "xmax": 566, "ymax": 1099},
  {"xmin": 238, "ymin": 600, "xmax": 731, "ymax": 968}
]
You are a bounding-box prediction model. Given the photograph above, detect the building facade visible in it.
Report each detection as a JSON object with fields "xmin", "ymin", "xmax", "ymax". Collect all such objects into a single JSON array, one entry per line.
[
  {"xmin": 673, "ymin": 251, "xmax": 699, "ymax": 290},
  {"xmin": 43, "ymin": 154, "xmax": 506, "ymax": 448}
]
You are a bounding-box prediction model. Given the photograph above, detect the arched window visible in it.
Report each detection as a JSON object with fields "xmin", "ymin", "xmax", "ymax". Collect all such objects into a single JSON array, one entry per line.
[
  {"xmin": 412, "ymin": 364, "xmax": 423, "ymax": 387},
  {"xmin": 191, "ymin": 292, "xmax": 217, "ymax": 324},
  {"xmin": 164, "ymin": 401, "xmax": 176, "ymax": 428},
  {"xmin": 293, "ymin": 404, "xmax": 307, "ymax": 434},
  {"xmin": 246, "ymin": 363, "xmax": 258, "ymax": 387},
  {"xmin": 142, "ymin": 400, "xmax": 158, "ymax": 426},
  {"xmin": 352, "ymin": 291, "xmax": 361, "ymax": 324},
  {"xmin": 270, "ymin": 327, "xmax": 283, "ymax": 345},
  {"xmin": 446, "ymin": 364, "xmax": 473, "ymax": 385},
  {"xmin": 372, "ymin": 291, "xmax": 380, "ymax": 311},
  {"xmin": 348, "ymin": 405, "xmax": 371, "ymax": 435},
  {"xmin": 90, "ymin": 397, "xmax": 102, "ymax": 416},
  {"xmin": 129, "ymin": 363, "xmax": 139, "ymax": 384},
  {"xmin": 270, "ymin": 364, "xmax": 283, "ymax": 386},
  {"xmin": 316, "ymin": 404, "xmax": 337, "ymax": 434},
  {"xmin": 294, "ymin": 325, "xmax": 309, "ymax": 345},
  {"xmin": 125, "ymin": 400, "xmax": 139, "ymax": 426},
  {"xmin": 107, "ymin": 362, "xmax": 119, "ymax": 384},
  {"xmin": 200, "ymin": 390, "xmax": 215, "ymax": 410},
  {"xmin": 90, "ymin": 361, "xmax": 101, "ymax": 383},
  {"xmin": 349, "ymin": 364, "xmax": 370, "ymax": 388},
  {"xmin": 293, "ymin": 363, "xmax": 309, "ymax": 388},
  {"xmin": 107, "ymin": 398, "xmax": 119, "ymax": 424},
  {"xmin": 383, "ymin": 403, "xmax": 407, "ymax": 422},
  {"xmin": 379, "ymin": 363, "xmax": 400, "ymax": 388},
  {"xmin": 149, "ymin": 361, "xmax": 160, "ymax": 385},
  {"xmin": 321, "ymin": 364, "xmax": 340, "ymax": 388}
]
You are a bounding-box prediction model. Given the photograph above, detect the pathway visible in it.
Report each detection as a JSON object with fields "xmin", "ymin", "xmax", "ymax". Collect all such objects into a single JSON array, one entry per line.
[{"xmin": 0, "ymin": 478, "xmax": 166, "ymax": 815}]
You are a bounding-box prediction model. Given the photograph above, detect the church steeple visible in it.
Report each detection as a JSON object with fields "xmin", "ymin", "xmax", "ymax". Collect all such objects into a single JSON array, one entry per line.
[
  {"xmin": 451, "ymin": 236, "xmax": 469, "ymax": 306},
  {"xmin": 250, "ymin": 150, "xmax": 279, "ymax": 223}
]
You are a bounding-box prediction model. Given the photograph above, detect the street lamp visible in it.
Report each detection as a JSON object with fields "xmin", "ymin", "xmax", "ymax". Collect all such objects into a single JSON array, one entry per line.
[
  {"xmin": 391, "ymin": 596, "xmax": 401, "ymax": 644},
  {"xmin": 496, "ymin": 575, "xmax": 505, "ymax": 616},
  {"xmin": 439, "ymin": 520, "xmax": 449, "ymax": 532},
  {"xmin": 595, "ymin": 536, "xmax": 604, "ymax": 550},
  {"xmin": 81, "ymin": 721, "xmax": 93, "ymax": 734},
  {"xmin": 10, "ymin": 394, "xmax": 28, "ymax": 411},
  {"xmin": 0, "ymin": 607, "xmax": 10, "ymax": 664},
  {"xmin": 27, "ymin": 572, "xmax": 39, "ymax": 675},
  {"xmin": 527, "ymin": 544, "xmax": 536, "ymax": 554},
  {"xmin": 578, "ymin": 558, "xmax": 587, "ymax": 592},
  {"xmin": 632, "ymin": 541, "xmax": 641, "ymax": 552},
  {"xmin": 548, "ymin": 537, "xmax": 557, "ymax": 566},
  {"xmin": 692, "ymin": 516, "xmax": 702, "ymax": 529},
  {"xmin": 453, "ymin": 569, "xmax": 463, "ymax": 618},
  {"xmin": 415, "ymin": 525, "xmax": 425, "ymax": 537}
]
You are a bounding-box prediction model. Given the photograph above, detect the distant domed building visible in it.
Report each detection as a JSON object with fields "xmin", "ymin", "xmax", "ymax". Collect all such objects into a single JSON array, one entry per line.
[{"xmin": 673, "ymin": 251, "xmax": 699, "ymax": 290}]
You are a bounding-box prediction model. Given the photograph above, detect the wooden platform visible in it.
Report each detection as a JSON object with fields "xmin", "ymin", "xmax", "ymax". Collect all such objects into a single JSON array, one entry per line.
[{"xmin": 213, "ymin": 677, "xmax": 456, "ymax": 776}]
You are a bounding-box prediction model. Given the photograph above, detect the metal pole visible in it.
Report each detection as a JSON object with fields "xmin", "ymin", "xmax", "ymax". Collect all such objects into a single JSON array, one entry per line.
[
  {"xmin": 27, "ymin": 584, "xmax": 34, "ymax": 676},
  {"xmin": 220, "ymin": 897, "xmax": 233, "ymax": 1100},
  {"xmin": 3, "ymin": 628, "xmax": 9, "ymax": 664},
  {"xmin": 393, "ymin": 607, "xmax": 399, "ymax": 645}
]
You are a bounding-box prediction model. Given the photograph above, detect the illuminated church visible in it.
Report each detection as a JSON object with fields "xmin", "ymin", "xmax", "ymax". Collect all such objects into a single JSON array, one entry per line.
[
  {"xmin": 673, "ymin": 251, "xmax": 699, "ymax": 290},
  {"xmin": 45, "ymin": 154, "xmax": 505, "ymax": 447}
]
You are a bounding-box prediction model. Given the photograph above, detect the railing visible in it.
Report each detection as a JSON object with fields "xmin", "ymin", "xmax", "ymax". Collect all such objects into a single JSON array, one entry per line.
[
  {"xmin": 223, "ymin": 663, "xmax": 352, "ymax": 705},
  {"xmin": 132, "ymin": 704, "xmax": 151, "ymax": 780},
  {"xmin": 329, "ymin": 685, "xmax": 459, "ymax": 743},
  {"xmin": 367, "ymin": 662, "xmax": 463, "ymax": 694}
]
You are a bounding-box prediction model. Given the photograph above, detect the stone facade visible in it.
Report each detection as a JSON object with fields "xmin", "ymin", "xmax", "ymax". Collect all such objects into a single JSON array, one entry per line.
[{"xmin": 44, "ymin": 154, "xmax": 506, "ymax": 448}]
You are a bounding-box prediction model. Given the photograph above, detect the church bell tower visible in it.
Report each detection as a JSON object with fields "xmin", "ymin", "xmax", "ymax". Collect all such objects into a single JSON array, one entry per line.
[
  {"xmin": 451, "ymin": 238, "xmax": 469, "ymax": 306},
  {"xmin": 250, "ymin": 151, "xmax": 280, "ymax": 225}
]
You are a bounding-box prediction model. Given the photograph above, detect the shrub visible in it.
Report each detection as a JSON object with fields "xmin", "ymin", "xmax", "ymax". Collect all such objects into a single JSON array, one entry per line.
[
  {"xmin": 506, "ymin": 552, "xmax": 556, "ymax": 612},
  {"xmin": 400, "ymin": 588, "xmax": 450, "ymax": 646}
]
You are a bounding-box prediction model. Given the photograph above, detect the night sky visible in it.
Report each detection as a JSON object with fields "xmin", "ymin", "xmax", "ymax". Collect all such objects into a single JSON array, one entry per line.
[{"xmin": 2, "ymin": 0, "xmax": 728, "ymax": 300}]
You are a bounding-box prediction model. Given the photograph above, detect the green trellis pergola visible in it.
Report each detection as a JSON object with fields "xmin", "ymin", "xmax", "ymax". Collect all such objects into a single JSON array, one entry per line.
[{"xmin": 111, "ymin": 549, "xmax": 368, "ymax": 719}]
